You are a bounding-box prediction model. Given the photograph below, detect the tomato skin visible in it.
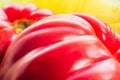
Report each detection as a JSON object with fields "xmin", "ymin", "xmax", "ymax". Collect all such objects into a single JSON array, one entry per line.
[
  {"xmin": 2, "ymin": 36, "xmax": 120, "ymax": 80},
  {"xmin": 0, "ymin": 12, "xmax": 120, "ymax": 80},
  {"xmin": 0, "ymin": 3, "xmax": 54, "ymax": 64},
  {"xmin": 114, "ymin": 33, "xmax": 120, "ymax": 62},
  {"xmin": 1, "ymin": 14, "xmax": 95, "ymax": 69},
  {"xmin": 65, "ymin": 58, "xmax": 120, "ymax": 80},
  {"xmin": 0, "ymin": 15, "xmax": 93, "ymax": 77},
  {"xmin": 0, "ymin": 9, "xmax": 16, "ymax": 64},
  {"xmin": 0, "ymin": 20, "xmax": 16, "ymax": 64},
  {"xmin": 73, "ymin": 13, "xmax": 120, "ymax": 56},
  {"xmin": 74, "ymin": 13, "xmax": 120, "ymax": 64}
]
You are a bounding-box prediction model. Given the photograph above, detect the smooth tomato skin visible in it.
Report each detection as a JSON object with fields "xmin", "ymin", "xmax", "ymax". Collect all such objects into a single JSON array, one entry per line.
[
  {"xmin": 15, "ymin": 14, "xmax": 95, "ymax": 38},
  {"xmin": 65, "ymin": 58, "xmax": 120, "ymax": 80},
  {"xmin": 1, "ymin": 14, "xmax": 95, "ymax": 74},
  {"xmin": 73, "ymin": 13, "xmax": 119, "ymax": 55},
  {"xmin": 2, "ymin": 36, "xmax": 120, "ymax": 80},
  {"xmin": 114, "ymin": 33, "xmax": 120, "ymax": 62},
  {"xmin": 0, "ymin": 9, "xmax": 15, "ymax": 64},
  {"xmin": 3, "ymin": 27, "xmax": 85, "ymax": 66},
  {"xmin": 0, "ymin": 20, "xmax": 16, "ymax": 64}
]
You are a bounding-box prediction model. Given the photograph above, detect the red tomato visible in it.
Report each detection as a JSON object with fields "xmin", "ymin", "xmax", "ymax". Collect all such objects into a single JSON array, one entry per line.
[{"xmin": 0, "ymin": 13, "xmax": 120, "ymax": 80}]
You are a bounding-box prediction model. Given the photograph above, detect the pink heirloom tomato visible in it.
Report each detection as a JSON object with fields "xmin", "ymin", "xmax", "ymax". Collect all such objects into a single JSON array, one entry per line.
[{"xmin": 0, "ymin": 12, "xmax": 120, "ymax": 80}]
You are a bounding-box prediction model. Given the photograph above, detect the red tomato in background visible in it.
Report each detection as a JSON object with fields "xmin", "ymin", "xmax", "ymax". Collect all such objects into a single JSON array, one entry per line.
[{"xmin": 3, "ymin": 3, "xmax": 54, "ymax": 33}]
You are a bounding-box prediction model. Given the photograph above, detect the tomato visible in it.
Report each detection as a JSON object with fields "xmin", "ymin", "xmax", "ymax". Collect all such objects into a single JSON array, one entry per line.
[
  {"xmin": 2, "ymin": 35, "xmax": 120, "ymax": 80},
  {"xmin": 0, "ymin": 13, "xmax": 120, "ymax": 80}
]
